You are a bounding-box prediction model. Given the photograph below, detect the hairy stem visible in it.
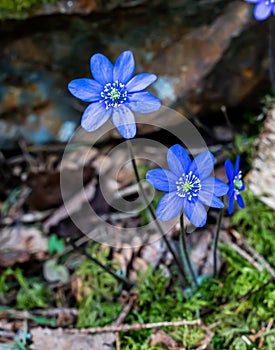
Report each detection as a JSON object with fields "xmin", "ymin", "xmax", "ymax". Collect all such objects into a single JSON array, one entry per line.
[
  {"xmin": 126, "ymin": 140, "xmax": 188, "ymax": 284},
  {"xmin": 179, "ymin": 213, "xmax": 198, "ymax": 289},
  {"xmin": 213, "ymin": 207, "xmax": 224, "ymax": 278}
]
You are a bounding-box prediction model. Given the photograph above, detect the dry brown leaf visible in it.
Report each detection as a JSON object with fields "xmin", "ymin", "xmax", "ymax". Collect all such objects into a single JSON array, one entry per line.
[
  {"xmin": 0, "ymin": 226, "xmax": 47, "ymax": 266},
  {"xmin": 43, "ymin": 179, "xmax": 97, "ymax": 232},
  {"xmin": 30, "ymin": 327, "xmax": 115, "ymax": 350},
  {"xmin": 149, "ymin": 329, "xmax": 184, "ymax": 349},
  {"xmin": 0, "ymin": 226, "xmax": 47, "ymax": 252}
]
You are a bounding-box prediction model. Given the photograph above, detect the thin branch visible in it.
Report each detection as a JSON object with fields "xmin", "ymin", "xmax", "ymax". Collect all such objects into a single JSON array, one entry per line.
[
  {"xmin": 241, "ymin": 240, "xmax": 275, "ymax": 278},
  {"xmin": 222, "ymin": 229, "xmax": 275, "ymax": 278},
  {"xmin": 220, "ymin": 234, "xmax": 263, "ymax": 272},
  {"xmin": 66, "ymin": 319, "xmax": 201, "ymax": 334},
  {"xmin": 0, "ymin": 308, "xmax": 79, "ymax": 320},
  {"xmin": 112, "ymin": 293, "xmax": 137, "ymax": 327}
]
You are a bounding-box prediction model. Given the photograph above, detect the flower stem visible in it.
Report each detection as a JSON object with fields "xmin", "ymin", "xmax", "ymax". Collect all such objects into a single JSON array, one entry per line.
[
  {"xmin": 213, "ymin": 207, "xmax": 224, "ymax": 278},
  {"xmin": 69, "ymin": 238, "xmax": 134, "ymax": 290},
  {"xmin": 179, "ymin": 213, "xmax": 198, "ymax": 289},
  {"xmin": 126, "ymin": 140, "xmax": 189, "ymax": 285}
]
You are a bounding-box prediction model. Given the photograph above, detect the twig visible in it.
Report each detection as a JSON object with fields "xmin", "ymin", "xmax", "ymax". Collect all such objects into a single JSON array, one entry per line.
[
  {"xmin": 112, "ymin": 292, "xmax": 137, "ymax": 327},
  {"xmin": 220, "ymin": 233, "xmax": 263, "ymax": 272},
  {"xmin": 115, "ymin": 332, "xmax": 121, "ymax": 350},
  {"xmin": 0, "ymin": 308, "xmax": 79, "ymax": 320},
  {"xmin": 241, "ymin": 240, "xmax": 275, "ymax": 278},
  {"xmin": 66, "ymin": 319, "xmax": 201, "ymax": 334},
  {"xmin": 112, "ymin": 292, "xmax": 137, "ymax": 350},
  {"xmin": 241, "ymin": 335, "xmax": 258, "ymax": 350},
  {"xmin": 0, "ymin": 330, "xmax": 15, "ymax": 339},
  {"xmin": 229, "ymin": 241, "xmax": 263, "ymax": 272},
  {"xmin": 227, "ymin": 229, "xmax": 275, "ymax": 278}
]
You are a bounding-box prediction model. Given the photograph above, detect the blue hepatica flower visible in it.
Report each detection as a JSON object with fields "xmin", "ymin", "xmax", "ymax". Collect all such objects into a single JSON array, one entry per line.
[
  {"xmin": 68, "ymin": 50, "xmax": 161, "ymax": 139},
  {"xmin": 146, "ymin": 144, "xmax": 229, "ymax": 227},
  {"xmin": 244, "ymin": 0, "xmax": 275, "ymax": 20},
  {"xmin": 225, "ymin": 155, "xmax": 245, "ymax": 215}
]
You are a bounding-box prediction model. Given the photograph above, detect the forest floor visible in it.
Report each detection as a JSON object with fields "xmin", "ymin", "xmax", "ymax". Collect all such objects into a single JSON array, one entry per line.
[{"xmin": 0, "ymin": 99, "xmax": 275, "ymax": 350}]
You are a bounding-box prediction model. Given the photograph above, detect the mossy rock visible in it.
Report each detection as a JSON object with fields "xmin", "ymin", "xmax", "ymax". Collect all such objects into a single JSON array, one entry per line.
[{"xmin": 0, "ymin": 0, "xmax": 56, "ymax": 19}]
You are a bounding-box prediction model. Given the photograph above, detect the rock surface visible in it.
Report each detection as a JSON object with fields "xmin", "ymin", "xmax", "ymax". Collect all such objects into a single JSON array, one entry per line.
[
  {"xmin": 249, "ymin": 105, "xmax": 275, "ymax": 210},
  {"xmin": 0, "ymin": 0, "xmax": 270, "ymax": 147}
]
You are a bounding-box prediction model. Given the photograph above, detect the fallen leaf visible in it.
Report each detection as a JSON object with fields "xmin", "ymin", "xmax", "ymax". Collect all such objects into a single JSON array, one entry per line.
[
  {"xmin": 0, "ymin": 226, "xmax": 47, "ymax": 266},
  {"xmin": 29, "ymin": 327, "xmax": 115, "ymax": 350}
]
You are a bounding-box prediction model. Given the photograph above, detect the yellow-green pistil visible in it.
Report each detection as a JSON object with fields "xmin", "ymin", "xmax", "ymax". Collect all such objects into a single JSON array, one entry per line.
[
  {"xmin": 182, "ymin": 182, "xmax": 193, "ymax": 192},
  {"xmin": 110, "ymin": 89, "xmax": 121, "ymax": 101},
  {"xmin": 234, "ymin": 179, "xmax": 243, "ymax": 190},
  {"xmin": 233, "ymin": 170, "xmax": 243, "ymax": 199}
]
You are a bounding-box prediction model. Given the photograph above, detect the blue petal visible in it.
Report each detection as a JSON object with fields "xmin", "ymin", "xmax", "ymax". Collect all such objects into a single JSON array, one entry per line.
[
  {"xmin": 127, "ymin": 91, "xmax": 161, "ymax": 113},
  {"xmin": 189, "ymin": 151, "xmax": 214, "ymax": 180},
  {"xmin": 273, "ymin": 4, "xmax": 275, "ymax": 15},
  {"xmin": 235, "ymin": 155, "xmax": 241, "ymax": 174},
  {"xmin": 167, "ymin": 144, "xmax": 191, "ymax": 177},
  {"xmin": 90, "ymin": 53, "xmax": 113, "ymax": 85},
  {"xmin": 156, "ymin": 192, "xmax": 184, "ymax": 221},
  {"xmin": 227, "ymin": 183, "xmax": 234, "ymax": 197},
  {"xmin": 146, "ymin": 169, "xmax": 178, "ymax": 192},
  {"xmin": 183, "ymin": 200, "xmax": 207, "ymax": 228},
  {"xmin": 113, "ymin": 51, "xmax": 135, "ymax": 84},
  {"xmin": 199, "ymin": 191, "xmax": 224, "ymax": 208},
  {"xmin": 126, "ymin": 73, "xmax": 157, "ymax": 92},
  {"xmin": 236, "ymin": 194, "xmax": 245, "ymax": 208},
  {"xmin": 244, "ymin": 0, "xmax": 260, "ymax": 3},
  {"xmin": 201, "ymin": 177, "xmax": 229, "ymax": 197},
  {"xmin": 225, "ymin": 159, "xmax": 234, "ymax": 182},
  {"xmin": 68, "ymin": 78, "xmax": 102, "ymax": 102},
  {"xmin": 81, "ymin": 102, "xmax": 112, "ymax": 132},
  {"xmin": 240, "ymin": 182, "xmax": 245, "ymax": 191},
  {"xmin": 228, "ymin": 195, "xmax": 234, "ymax": 215},
  {"xmin": 112, "ymin": 105, "xmax": 136, "ymax": 139},
  {"xmin": 254, "ymin": 2, "xmax": 272, "ymax": 20}
]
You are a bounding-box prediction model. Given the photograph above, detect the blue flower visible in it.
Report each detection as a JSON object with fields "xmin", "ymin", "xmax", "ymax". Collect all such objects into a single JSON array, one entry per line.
[
  {"xmin": 225, "ymin": 155, "xmax": 245, "ymax": 215},
  {"xmin": 146, "ymin": 144, "xmax": 229, "ymax": 227},
  {"xmin": 244, "ymin": 0, "xmax": 275, "ymax": 20},
  {"xmin": 68, "ymin": 50, "xmax": 161, "ymax": 139}
]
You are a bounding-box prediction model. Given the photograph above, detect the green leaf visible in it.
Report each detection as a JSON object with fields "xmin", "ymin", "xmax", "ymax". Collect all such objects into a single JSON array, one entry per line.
[
  {"xmin": 47, "ymin": 234, "xmax": 65, "ymax": 255},
  {"xmin": 30, "ymin": 315, "xmax": 56, "ymax": 326}
]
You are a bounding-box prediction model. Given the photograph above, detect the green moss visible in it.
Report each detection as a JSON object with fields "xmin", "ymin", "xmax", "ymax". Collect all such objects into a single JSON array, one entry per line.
[
  {"xmin": 75, "ymin": 243, "xmax": 123, "ymax": 327},
  {"xmin": 120, "ymin": 192, "xmax": 275, "ymax": 349},
  {"xmin": 0, "ymin": 0, "xmax": 57, "ymax": 19},
  {"xmin": 0, "ymin": 267, "xmax": 51, "ymax": 310},
  {"xmin": 231, "ymin": 190, "xmax": 275, "ymax": 266}
]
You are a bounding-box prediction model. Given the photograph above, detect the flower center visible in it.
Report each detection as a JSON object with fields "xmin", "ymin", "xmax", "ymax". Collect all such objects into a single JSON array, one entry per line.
[
  {"xmin": 100, "ymin": 81, "xmax": 128, "ymax": 110},
  {"xmin": 234, "ymin": 179, "xmax": 243, "ymax": 190},
  {"xmin": 110, "ymin": 89, "xmax": 121, "ymax": 101},
  {"xmin": 233, "ymin": 170, "xmax": 243, "ymax": 198},
  {"xmin": 176, "ymin": 171, "xmax": 201, "ymax": 201}
]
